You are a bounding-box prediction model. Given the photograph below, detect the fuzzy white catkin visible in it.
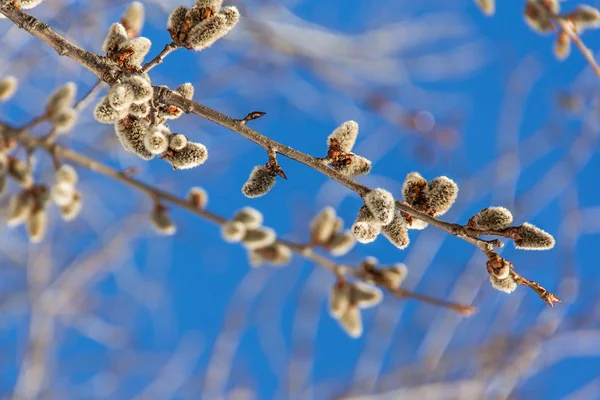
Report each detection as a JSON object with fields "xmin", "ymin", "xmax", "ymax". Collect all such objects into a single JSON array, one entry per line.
[
  {"xmin": 352, "ymin": 281, "xmax": 383, "ymax": 309},
  {"xmin": 554, "ymin": 33, "xmax": 571, "ymax": 61},
  {"xmin": 163, "ymin": 142, "xmax": 208, "ymax": 169},
  {"xmin": 121, "ymin": 1, "xmax": 145, "ymax": 37},
  {"xmin": 242, "ymin": 166, "xmax": 276, "ymax": 198},
  {"xmin": 187, "ymin": 187, "xmax": 208, "ymax": 208},
  {"xmin": 339, "ymin": 305, "xmax": 362, "ymax": 338},
  {"xmin": 364, "ymin": 188, "xmax": 395, "ymax": 225},
  {"xmin": 334, "ymin": 154, "xmax": 371, "ymax": 177},
  {"xmin": 351, "ymin": 207, "xmax": 382, "ymax": 244},
  {"xmin": 241, "ymin": 227, "xmax": 276, "ymax": 250},
  {"xmin": 469, "ymin": 206, "xmax": 513, "ymax": 231},
  {"xmin": 115, "ymin": 118, "xmax": 154, "ymax": 160},
  {"xmin": 402, "ymin": 171, "xmax": 427, "ymax": 206},
  {"xmin": 383, "ymin": 263, "xmax": 408, "ymax": 289},
  {"xmin": 427, "ymin": 176, "xmax": 458, "ymax": 216},
  {"xmin": 514, "ymin": 222, "xmax": 555, "ymax": 250},
  {"xmin": 174, "ymin": 83, "xmax": 195, "ymax": 100},
  {"xmin": 474, "ymin": 0, "xmax": 495, "ymax": 16},
  {"xmin": 381, "ymin": 210, "xmax": 410, "ymax": 249},
  {"xmin": 327, "ymin": 231, "xmax": 356, "ymax": 256},
  {"xmin": 122, "ymin": 75, "xmax": 153, "ymax": 104},
  {"xmin": 490, "ymin": 274, "xmax": 517, "ymax": 294},
  {"xmin": 524, "ymin": 1, "xmax": 553, "ymax": 34},
  {"xmin": 195, "ymin": 0, "xmax": 223, "ymax": 12},
  {"xmin": 7, "ymin": 158, "xmax": 33, "ymax": 188},
  {"xmin": 144, "ymin": 127, "xmax": 170, "ymax": 155},
  {"xmin": 7, "ymin": 192, "xmax": 32, "ymax": 227},
  {"xmin": 129, "ymin": 102, "xmax": 150, "ymax": 118},
  {"xmin": 27, "ymin": 208, "xmax": 47, "ymax": 244},
  {"xmin": 310, "ymin": 206, "xmax": 338, "ymax": 244},
  {"xmin": 167, "ymin": 6, "xmax": 189, "ymax": 33},
  {"xmin": 221, "ymin": 221, "xmax": 247, "ymax": 243},
  {"xmin": 0, "ymin": 76, "xmax": 18, "ymax": 101},
  {"xmin": 46, "ymin": 83, "xmax": 76, "ymax": 117},
  {"xmin": 51, "ymin": 108, "xmax": 78, "ymax": 134},
  {"xmin": 268, "ymin": 243, "xmax": 292, "ymax": 266},
  {"xmin": 108, "ymin": 83, "xmax": 135, "ymax": 111},
  {"xmin": 329, "ymin": 282, "xmax": 351, "ymax": 319},
  {"xmin": 151, "ymin": 207, "xmax": 176, "ymax": 235},
  {"xmin": 94, "ymin": 96, "xmax": 129, "ymax": 124},
  {"xmin": 103, "ymin": 23, "xmax": 128, "ymax": 52},
  {"xmin": 124, "ymin": 37, "xmax": 152, "ymax": 66},
  {"xmin": 61, "ymin": 192, "xmax": 82, "ymax": 221},
  {"xmin": 51, "ymin": 181, "xmax": 75, "ymax": 207},
  {"xmin": 233, "ymin": 207, "xmax": 263, "ymax": 230},
  {"xmin": 407, "ymin": 218, "xmax": 428, "ymax": 230},
  {"xmin": 186, "ymin": 7, "xmax": 240, "ymax": 51},
  {"xmin": 327, "ymin": 120, "xmax": 359, "ymax": 152},
  {"xmin": 571, "ymin": 6, "xmax": 600, "ymax": 31},
  {"xmin": 168, "ymin": 134, "xmax": 188, "ymax": 151}
]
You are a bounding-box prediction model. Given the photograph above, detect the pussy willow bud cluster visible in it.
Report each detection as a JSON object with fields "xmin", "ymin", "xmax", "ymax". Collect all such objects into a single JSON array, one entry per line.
[
  {"xmin": 94, "ymin": 22, "xmax": 208, "ymax": 169},
  {"xmin": 475, "ymin": 0, "xmax": 600, "ymax": 61},
  {"xmin": 221, "ymin": 207, "xmax": 292, "ymax": 267},
  {"xmin": 2, "ymin": 154, "xmax": 83, "ymax": 243},
  {"xmin": 467, "ymin": 206, "xmax": 555, "ymax": 294},
  {"xmin": 0, "ymin": 0, "xmax": 45, "ymax": 19},
  {"xmin": 46, "ymin": 83, "xmax": 79, "ymax": 134},
  {"xmin": 324, "ymin": 121, "xmax": 372, "ymax": 178},
  {"xmin": 149, "ymin": 186, "xmax": 208, "ymax": 235},
  {"xmin": 168, "ymin": 0, "xmax": 240, "ymax": 51},
  {"xmin": 309, "ymin": 207, "xmax": 356, "ymax": 256}
]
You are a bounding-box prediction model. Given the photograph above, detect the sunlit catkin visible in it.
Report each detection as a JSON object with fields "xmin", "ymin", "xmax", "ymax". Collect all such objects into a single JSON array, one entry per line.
[
  {"xmin": 327, "ymin": 232, "xmax": 356, "ymax": 256},
  {"xmin": 46, "ymin": 82, "xmax": 76, "ymax": 118},
  {"xmin": 381, "ymin": 263, "xmax": 408, "ymax": 289},
  {"xmin": 427, "ymin": 176, "xmax": 458, "ymax": 216},
  {"xmin": 329, "ymin": 281, "xmax": 351, "ymax": 319},
  {"xmin": 107, "ymin": 83, "xmax": 135, "ymax": 111},
  {"xmin": 241, "ymin": 227, "xmax": 276, "ymax": 250},
  {"xmin": 351, "ymin": 206, "xmax": 382, "ymax": 244},
  {"xmin": 7, "ymin": 157, "xmax": 33, "ymax": 188},
  {"xmin": 60, "ymin": 192, "xmax": 82, "ymax": 222},
  {"xmin": 115, "ymin": 117, "xmax": 154, "ymax": 160},
  {"xmin": 490, "ymin": 274, "xmax": 517, "ymax": 294},
  {"xmin": 7, "ymin": 192, "xmax": 32, "ymax": 227},
  {"xmin": 339, "ymin": 305, "xmax": 362, "ymax": 338},
  {"xmin": 0, "ymin": 76, "xmax": 18, "ymax": 101},
  {"xmin": 475, "ymin": 0, "xmax": 495, "ymax": 16},
  {"xmin": 186, "ymin": 7, "xmax": 240, "ymax": 51},
  {"xmin": 310, "ymin": 206, "xmax": 337, "ymax": 244},
  {"xmin": 162, "ymin": 142, "xmax": 208, "ymax": 169},
  {"xmin": 94, "ymin": 96, "xmax": 129, "ymax": 124},
  {"xmin": 150, "ymin": 205, "xmax": 177, "ymax": 235},
  {"xmin": 242, "ymin": 166, "xmax": 276, "ymax": 198},
  {"xmin": 364, "ymin": 188, "xmax": 395, "ymax": 225},
  {"xmin": 51, "ymin": 108, "xmax": 78, "ymax": 134},
  {"xmin": 221, "ymin": 221, "xmax": 247, "ymax": 243},
  {"xmin": 143, "ymin": 126, "xmax": 170, "ymax": 155},
  {"xmin": 327, "ymin": 120, "xmax": 359, "ymax": 152},
  {"xmin": 121, "ymin": 1, "xmax": 145, "ymax": 38},
  {"xmin": 514, "ymin": 222, "xmax": 555, "ymax": 250},
  {"xmin": 381, "ymin": 210, "xmax": 410, "ymax": 249},
  {"xmin": 333, "ymin": 153, "xmax": 371, "ymax": 177},
  {"xmin": 122, "ymin": 75, "xmax": 153, "ymax": 104},
  {"xmin": 168, "ymin": 134, "xmax": 188, "ymax": 151},
  {"xmin": 468, "ymin": 206, "xmax": 513, "ymax": 231},
  {"xmin": 233, "ymin": 207, "xmax": 263, "ymax": 229},
  {"xmin": 188, "ymin": 186, "xmax": 208, "ymax": 208},
  {"xmin": 27, "ymin": 208, "xmax": 47, "ymax": 244}
]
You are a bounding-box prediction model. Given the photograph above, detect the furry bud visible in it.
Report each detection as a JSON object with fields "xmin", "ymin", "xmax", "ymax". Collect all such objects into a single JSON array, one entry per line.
[
  {"xmin": 553, "ymin": 32, "xmax": 571, "ymax": 60},
  {"xmin": 103, "ymin": 23, "xmax": 129, "ymax": 53},
  {"xmin": 174, "ymin": 82, "xmax": 195, "ymax": 100},
  {"xmin": 144, "ymin": 126, "xmax": 170, "ymax": 155},
  {"xmin": 381, "ymin": 263, "xmax": 408, "ymax": 289},
  {"xmin": 490, "ymin": 274, "xmax": 517, "ymax": 294},
  {"xmin": 241, "ymin": 227, "xmax": 276, "ymax": 250},
  {"xmin": 108, "ymin": 83, "xmax": 135, "ymax": 111},
  {"xmin": 150, "ymin": 205, "xmax": 176, "ymax": 235},
  {"xmin": 122, "ymin": 75, "xmax": 153, "ymax": 104},
  {"xmin": 310, "ymin": 206, "xmax": 338, "ymax": 244},
  {"xmin": 168, "ymin": 133, "xmax": 188, "ymax": 151},
  {"xmin": 27, "ymin": 208, "xmax": 47, "ymax": 244},
  {"xmin": 56, "ymin": 164, "xmax": 78, "ymax": 186},
  {"xmin": 569, "ymin": 5, "xmax": 600, "ymax": 31},
  {"xmin": 125, "ymin": 37, "xmax": 152, "ymax": 66},
  {"xmin": 523, "ymin": 1, "xmax": 553, "ymax": 33},
  {"xmin": 129, "ymin": 102, "xmax": 150, "ymax": 118},
  {"xmin": 329, "ymin": 281, "xmax": 351, "ymax": 319},
  {"xmin": 242, "ymin": 166, "xmax": 276, "ymax": 198},
  {"xmin": 46, "ymin": 82, "xmax": 76, "ymax": 117},
  {"xmin": 339, "ymin": 305, "xmax": 362, "ymax": 338},
  {"xmin": 185, "ymin": 7, "xmax": 240, "ymax": 51},
  {"xmin": 50, "ymin": 108, "xmax": 77, "ymax": 134},
  {"xmin": 233, "ymin": 207, "xmax": 263, "ymax": 229},
  {"xmin": 188, "ymin": 186, "xmax": 208, "ymax": 208},
  {"xmin": 351, "ymin": 206, "xmax": 382, "ymax": 244},
  {"xmin": 514, "ymin": 223, "xmax": 555, "ymax": 250},
  {"xmin": 364, "ymin": 188, "xmax": 395, "ymax": 225},
  {"xmin": 51, "ymin": 181, "xmax": 75, "ymax": 207},
  {"xmin": 7, "ymin": 157, "xmax": 33, "ymax": 188},
  {"xmin": 381, "ymin": 210, "xmax": 410, "ymax": 249},
  {"xmin": 7, "ymin": 192, "xmax": 32, "ymax": 227},
  {"xmin": 94, "ymin": 96, "xmax": 129, "ymax": 124},
  {"xmin": 194, "ymin": 0, "xmax": 223, "ymax": 12},
  {"xmin": 0, "ymin": 76, "xmax": 18, "ymax": 101},
  {"xmin": 252, "ymin": 243, "xmax": 292, "ymax": 266},
  {"xmin": 475, "ymin": 0, "xmax": 495, "ymax": 16},
  {"xmin": 328, "ymin": 120, "xmax": 359, "ymax": 153},
  {"xmin": 327, "ymin": 231, "xmax": 356, "ymax": 256},
  {"xmin": 221, "ymin": 221, "xmax": 247, "ymax": 242},
  {"xmin": 121, "ymin": 1, "xmax": 145, "ymax": 38},
  {"xmin": 115, "ymin": 117, "xmax": 154, "ymax": 160},
  {"xmin": 333, "ymin": 153, "xmax": 371, "ymax": 177},
  {"xmin": 427, "ymin": 176, "xmax": 458, "ymax": 216},
  {"xmin": 352, "ymin": 281, "xmax": 383, "ymax": 309},
  {"xmin": 402, "ymin": 172, "xmax": 427, "ymax": 208},
  {"xmin": 167, "ymin": 6, "xmax": 189, "ymax": 36},
  {"xmin": 162, "ymin": 142, "xmax": 208, "ymax": 169},
  {"xmin": 60, "ymin": 192, "xmax": 82, "ymax": 222},
  {"xmin": 468, "ymin": 207, "xmax": 513, "ymax": 231}
]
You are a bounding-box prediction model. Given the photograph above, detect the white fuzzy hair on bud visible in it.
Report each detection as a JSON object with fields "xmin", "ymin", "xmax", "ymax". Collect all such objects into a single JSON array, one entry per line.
[
  {"xmin": 188, "ymin": 187, "xmax": 208, "ymax": 208},
  {"xmin": 352, "ymin": 281, "xmax": 383, "ymax": 309},
  {"xmin": 150, "ymin": 205, "xmax": 176, "ymax": 235},
  {"xmin": 233, "ymin": 207, "xmax": 263, "ymax": 230},
  {"xmin": 524, "ymin": 1, "xmax": 553, "ymax": 34},
  {"xmin": 242, "ymin": 166, "xmax": 276, "ymax": 198},
  {"xmin": 329, "ymin": 281, "xmax": 351, "ymax": 319},
  {"xmin": 241, "ymin": 227, "xmax": 276, "ymax": 250},
  {"xmin": 514, "ymin": 222, "xmax": 555, "ymax": 250},
  {"xmin": 339, "ymin": 305, "xmax": 362, "ymax": 338},
  {"xmin": 186, "ymin": 6, "xmax": 240, "ymax": 51},
  {"xmin": 51, "ymin": 181, "xmax": 75, "ymax": 207},
  {"xmin": 51, "ymin": 108, "xmax": 78, "ymax": 134},
  {"xmin": 194, "ymin": 0, "xmax": 223, "ymax": 12},
  {"xmin": 129, "ymin": 102, "xmax": 150, "ymax": 118},
  {"xmin": 328, "ymin": 120, "xmax": 359, "ymax": 153},
  {"xmin": 168, "ymin": 134, "xmax": 188, "ymax": 151},
  {"xmin": 144, "ymin": 126, "xmax": 170, "ymax": 155},
  {"xmin": 334, "ymin": 154, "xmax": 371, "ymax": 177},
  {"xmin": 402, "ymin": 172, "xmax": 427, "ymax": 207},
  {"xmin": 174, "ymin": 82, "xmax": 195, "ymax": 100},
  {"xmin": 121, "ymin": 1, "xmax": 145, "ymax": 38},
  {"xmin": 126, "ymin": 37, "xmax": 152, "ymax": 66},
  {"xmin": 364, "ymin": 188, "xmax": 395, "ymax": 225},
  {"xmin": 310, "ymin": 206, "xmax": 338, "ymax": 244},
  {"xmin": 167, "ymin": 6, "xmax": 189, "ymax": 34},
  {"xmin": 351, "ymin": 206, "xmax": 382, "ymax": 244},
  {"xmin": 382, "ymin": 210, "xmax": 410, "ymax": 249},
  {"xmin": 475, "ymin": 0, "xmax": 495, "ymax": 16},
  {"xmin": 46, "ymin": 82, "xmax": 76, "ymax": 117},
  {"xmin": 327, "ymin": 231, "xmax": 356, "ymax": 256},
  {"xmin": 103, "ymin": 23, "xmax": 128, "ymax": 53},
  {"xmin": 7, "ymin": 192, "xmax": 32, "ymax": 227},
  {"xmin": 382, "ymin": 264, "xmax": 408, "ymax": 289},
  {"xmin": 0, "ymin": 76, "xmax": 18, "ymax": 101},
  {"xmin": 490, "ymin": 274, "xmax": 517, "ymax": 294},
  {"xmin": 468, "ymin": 206, "xmax": 513, "ymax": 231},
  {"xmin": 94, "ymin": 96, "xmax": 129, "ymax": 124},
  {"xmin": 427, "ymin": 176, "xmax": 458, "ymax": 216},
  {"xmin": 163, "ymin": 142, "xmax": 208, "ymax": 170},
  {"xmin": 115, "ymin": 117, "xmax": 154, "ymax": 160},
  {"xmin": 60, "ymin": 192, "xmax": 82, "ymax": 222},
  {"xmin": 121, "ymin": 75, "xmax": 153, "ymax": 104},
  {"xmin": 108, "ymin": 83, "xmax": 135, "ymax": 111},
  {"xmin": 7, "ymin": 157, "xmax": 33, "ymax": 188},
  {"xmin": 221, "ymin": 221, "xmax": 247, "ymax": 243}
]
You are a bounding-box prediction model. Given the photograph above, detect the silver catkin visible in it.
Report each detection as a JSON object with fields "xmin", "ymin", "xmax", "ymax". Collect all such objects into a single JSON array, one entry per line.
[
  {"xmin": 125, "ymin": 37, "xmax": 152, "ymax": 66},
  {"xmin": 168, "ymin": 133, "xmax": 188, "ymax": 151},
  {"xmin": 329, "ymin": 281, "xmax": 351, "ymax": 319},
  {"xmin": 402, "ymin": 171, "xmax": 427, "ymax": 208},
  {"xmin": 107, "ymin": 83, "xmax": 135, "ymax": 111},
  {"xmin": 103, "ymin": 23, "xmax": 129, "ymax": 53},
  {"xmin": 327, "ymin": 120, "xmax": 359, "ymax": 153},
  {"xmin": 241, "ymin": 227, "xmax": 276, "ymax": 250},
  {"xmin": 94, "ymin": 96, "xmax": 129, "ymax": 124},
  {"xmin": 327, "ymin": 231, "xmax": 356, "ymax": 256},
  {"xmin": 27, "ymin": 208, "xmax": 47, "ymax": 244},
  {"xmin": 129, "ymin": 102, "xmax": 150, "ymax": 118},
  {"xmin": 186, "ymin": 7, "xmax": 240, "ymax": 51},
  {"xmin": 150, "ymin": 206, "xmax": 177, "ymax": 235},
  {"xmin": 524, "ymin": 1, "xmax": 553, "ymax": 34},
  {"xmin": 121, "ymin": 1, "xmax": 145, "ymax": 38},
  {"xmin": 310, "ymin": 206, "xmax": 338, "ymax": 244},
  {"xmin": 490, "ymin": 274, "xmax": 517, "ymax": 294},
  {"xmin": 352, "ymin": 281, "xmax": 383, "ymax": 309},
  {"xmin": 364, "ymin": 188, "xmax": 395, "ymax": 225},
  {"xmin": 381, "ymin": 210, "xmax": 410, "ymax": 249},
  {"xmin": 174, "ymin": 82, "xmax": 195, "ymax": 100},
  {"xmin": 194, "ymin": 0, "xmax": 223, "ymax": 12},
  {"xmin": 115, "ymin": 117, "xmax": 154, "ymax": 160},
  {"xmin": 188, "ymin": 186, "xmax": 208, "ymax": 208},
  {"xmin": 339, "ymin": 305, "xmax": 362, "ymax": 338},
  {"xmin": 233, "ymin": 207, "xmax": 263, "ymax": 229},
  {"xmin": 514, "ymin": 222, "xmax": 555, "ymax": 250},
  {"xmin": 46, "ymin": 82, "xmax": 76, "ymax": 117},
  {"xmin": 351, "ymin": 206, "xmax": 382, "ymax": 244},
  {"xmin": 242, "ymin": 166, "xmax": 276, "ymax": 198},
  {"xmin": 7, "ymin": 157, "xmax": 33, "ymax": 188},
  {"xmin": 167, "ymin": 6, "xmax": 189, "ymax": 34},
  {"xmin": 60, "ymin": 192, "xmax": 82, "ymax": 222},
  {"xmin": 50, "ymin": 108, "xmax": 78, "ymax": 134},
  {"xmin": 334, "ymin": 154, "xmax": 371, "ymax": 177},
  {"xmin": 121, "ymin": 75, "xmax": 153, "ymax": 104},
  {"xmin": 7, "ymin": 192, "xmax": 32, "ymax": 227},
  {"xmin": 51, "ymin": 181, "xmax": 75, "ymax": 207},
  {"xmin": 427, "ymin": 176, "xmax": 458, "ymax": 216},
  {"xmin": 221, "ymin": 221, "xmax": 247, "ymax": 243},
  {"xmin": 382, "ymin": 263, "xmax": 408, "ymax": 289},
  {"xmin": 468, "ymin": 206, "xmax": 513, "ymax": 231},
  {"xmin": 0, "ymin": 76, "xmax": 18, "ymax": 101},
  {"xmin": 143, "ymin": 126, "xmax": 170, "ymax": 155},
  {"xmin": 162, "ymin": 142, "xmax": 208, "ymax": 169}
]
